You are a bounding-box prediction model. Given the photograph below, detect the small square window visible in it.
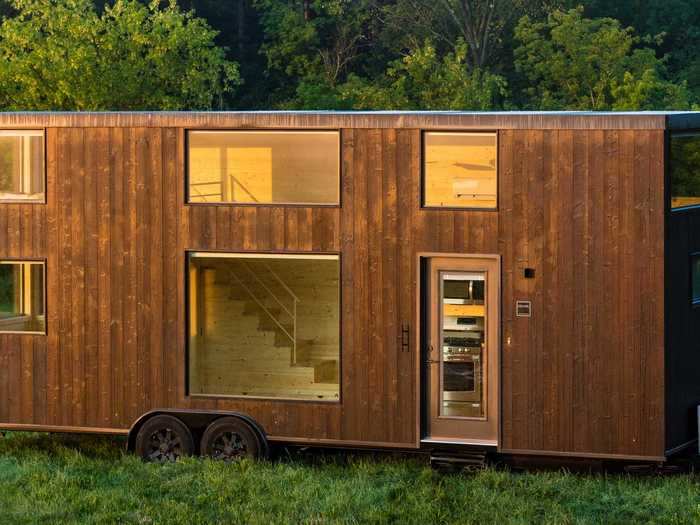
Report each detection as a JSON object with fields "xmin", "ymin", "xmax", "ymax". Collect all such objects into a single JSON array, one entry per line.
[
  {"xmin": 0, "ymin": 130, "xmax": 45, "ymax": 203},
  {"xmin": 692, "ymin": 254, "xmax": 700, "ymax": 305},
  {"xmin": 0, "ymin": 260, "xmax": 45, "ymax": 334},
  {"xmin": 423, "ymin": 132, "xmax": 497, "ymax": 209}
]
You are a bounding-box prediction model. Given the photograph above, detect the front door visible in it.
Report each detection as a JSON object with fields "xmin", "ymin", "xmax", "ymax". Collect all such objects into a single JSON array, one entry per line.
[{"xmin": 424, "ymin": 256, "xmax": 499, "ymax": 445}]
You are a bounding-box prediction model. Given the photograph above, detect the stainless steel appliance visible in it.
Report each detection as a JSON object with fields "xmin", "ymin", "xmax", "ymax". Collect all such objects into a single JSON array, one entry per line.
[{"xmin": 442, "ymin": 344, "xmax": 483, "ymax": 407}]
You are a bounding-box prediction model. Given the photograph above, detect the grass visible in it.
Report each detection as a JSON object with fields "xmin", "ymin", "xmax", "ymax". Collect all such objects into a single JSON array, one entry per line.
[{"xmin": 0, "ymin": 433, "xmax": 699, "ymax": 524}]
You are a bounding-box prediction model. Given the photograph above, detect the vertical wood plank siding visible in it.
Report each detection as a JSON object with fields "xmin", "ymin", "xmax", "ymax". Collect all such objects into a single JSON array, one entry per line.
[
  {"xmin": 0, "ymin": 122, "xmax": 665, "ymax": 458},
  {"xmin": 498, "ymin": 129, "xmax": 665, "ymax": 457}
]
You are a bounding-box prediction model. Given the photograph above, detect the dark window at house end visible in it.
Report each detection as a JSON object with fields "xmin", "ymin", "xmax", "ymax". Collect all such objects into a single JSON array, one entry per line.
[
  {"xmin": 671, "ymin": 133, "xmax": 700, "ymax": 210},
  {"xmin": 692, "ymin": 254, "xmax": 700, "ymax": 305}
]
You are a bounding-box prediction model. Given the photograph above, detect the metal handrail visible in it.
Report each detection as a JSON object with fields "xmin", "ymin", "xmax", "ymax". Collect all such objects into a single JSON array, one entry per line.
[
  {"xmin": 228, "ymin": 268, "xmax": 295, "ymax": 344},
  {"xmin": 241, "ymin": 261, "xmax": 294, "ymax": 319},
  {"xmin": 228, "ymin": 260, "xmax": 300, "ymax": 364},
  {"xmin": 261, "ymin": 261, "xmax": 300, "ymax": 302},
  {"xmin": 190, "ymin": 174, "xmax": 263, "ymax": 204},
  {"xmin": 189, "ymin": 180, "xmax": 223, "ymax": 202},
  {"xmin": 228, "ymin": 174, "xmax": 260, "ymax": 203}
]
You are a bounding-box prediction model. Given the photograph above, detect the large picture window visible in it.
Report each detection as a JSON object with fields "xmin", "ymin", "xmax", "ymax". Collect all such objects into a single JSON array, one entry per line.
[
  {"xmin": 670, "ymin": 133, "xmax": 700, "ymax": 209},
  {"xmin": 423, "ymin": 131, "xmax": 498, "ymax": 209},
  {"xmin": 0, "ymin": 130, "xmax": 45, "ymax": 202},
  {"xmin": 188, "ymin": 252, "xmax": 340, "ymax": 401},
  {"xmin": 187, "ymin": 130, "xmax": 340, "ymax": 205},
  {"xmin": 0, "ymin": 261, "xmax": 45, "ymax": 334}
]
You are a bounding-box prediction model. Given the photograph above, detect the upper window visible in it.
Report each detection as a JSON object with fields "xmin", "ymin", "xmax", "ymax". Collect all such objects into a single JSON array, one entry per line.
[
  {"xmin": 692, "ymin": 254, "xmax": 700, "ymax": 305},
  {"xmin": 423, "ymin": 132, "xmax": 497, "ymax": 209},
  {"xmin": 187, "ymin": 130, "xmax": 340, "ymax": 205},
  {"xmin": 670, "ymin": 133, "xmax": 700, "ymax": 210},
  {"xmin": 187, "ymin": 252, "xmax": 340, "ymax": 401},
  {"xmin": 0, "ymin": 130, "xmax": 45, "ymax": 203},
  {"xmin": 0, "ymin": 260, "xmax": 45, "ymax": 334}
]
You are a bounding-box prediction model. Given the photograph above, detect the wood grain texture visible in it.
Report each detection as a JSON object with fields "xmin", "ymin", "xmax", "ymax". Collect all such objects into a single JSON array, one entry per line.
[
  {"xmin": 0, "ymin": 111, "xmax": 669, "ymax": 130},
  {"xmin": 499, "ymin": 129, "xmax": 665, "ymax": 458},
  {"xmin": 0, "ymin": 115, "xmax": 667, "ymax": 459}
]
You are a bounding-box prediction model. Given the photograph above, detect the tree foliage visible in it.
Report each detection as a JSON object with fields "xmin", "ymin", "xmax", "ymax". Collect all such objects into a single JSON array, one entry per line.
[
  {"xmin": 339, "ymin": 40, "xmax": 507, "ymax": 110},
  {"xmin": 378, "ymin": 0, "xmax": 565, "ymax": 69},
  {"xmin": 514, "ymin": 7, "xmax": 689, "ymax": 110},
  {"xmin": 253, "ymin": 0, "xmax": 380, "ymax": 106},
  {"xmin": 0, "ymin": 0, "xmax": 240, "ymax": 110},
  {"xmin": 0, "ymin": 0, "xmax": 698, "ymax": 111}
]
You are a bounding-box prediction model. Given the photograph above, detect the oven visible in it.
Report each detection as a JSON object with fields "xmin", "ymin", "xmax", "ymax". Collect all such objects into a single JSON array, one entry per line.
[{"xmin": 442, "ymin": 345, "xmax": 482, "ymax": 406}]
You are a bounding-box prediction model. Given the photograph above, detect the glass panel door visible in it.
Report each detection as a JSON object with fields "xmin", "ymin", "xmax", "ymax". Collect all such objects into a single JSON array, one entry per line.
[
  {"xmin": 439, "ymin": 271, "xmax": 486, "ymax": 418},
  {"xmin": 425, "ymin": 256, "xmax": 499, "ymax": 444}
]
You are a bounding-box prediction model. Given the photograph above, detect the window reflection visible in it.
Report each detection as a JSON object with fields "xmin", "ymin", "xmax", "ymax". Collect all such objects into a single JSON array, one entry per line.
[
  {"xmin": 0, "ymin": 261, "xmax": 45, "ymax": 333},
  {"xmin": 440, "ymin": 271, "xmax": 486, "ymax": 418},
  {"xmin": 187, "ymin": 131, "xmax": 340, "ymax": 205},
  {"xmin": 424, "ymin": 132, "xmax": 497, "ymax": 209},
  {"xmin": 671, "ymin": 134, "xmax": 700, "ymax": 209},
  {"xmin": 0, "ymin": 130, "xmax": 45, "ymax": 202}
]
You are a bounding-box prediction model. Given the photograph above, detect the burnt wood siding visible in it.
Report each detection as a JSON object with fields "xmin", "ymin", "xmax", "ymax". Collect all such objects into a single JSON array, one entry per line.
[
  {"xmin": 0, "ymin": 120, "xmax": 666, "ymax": 458},
  {"xmin": 499, "ymin": 129, "xmax": 665, "ymax": 458}
]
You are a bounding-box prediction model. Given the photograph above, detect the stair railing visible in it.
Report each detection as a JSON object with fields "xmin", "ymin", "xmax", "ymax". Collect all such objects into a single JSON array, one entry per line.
[
  {"xmin": 228, "ymin": 260, "xmax": 300, "ymax": 364},
  {"xmin": 189, "ymin": 179, "xmax": 223, "ymax": 202},
  {"xmin": 228, "ymin": 173, "xmax": 261, "ymax": 203}
]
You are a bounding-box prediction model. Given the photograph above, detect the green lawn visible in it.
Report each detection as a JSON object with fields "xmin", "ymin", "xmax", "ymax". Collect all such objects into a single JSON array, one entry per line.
[{"xmin": 0, "ymin": 432, "xmax": 699, "ymax": 524}]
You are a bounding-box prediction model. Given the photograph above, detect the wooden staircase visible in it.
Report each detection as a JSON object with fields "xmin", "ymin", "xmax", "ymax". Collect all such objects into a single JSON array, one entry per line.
[{"xmin": 191, "ymin": 261, "xmax": 339, "ymax": 399}]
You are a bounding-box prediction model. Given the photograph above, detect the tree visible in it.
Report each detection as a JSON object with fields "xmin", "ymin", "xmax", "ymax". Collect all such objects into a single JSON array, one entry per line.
[
  {"xmin": 581, "ymin": 0, "xmax": 700, "ymax": 105},
  {"xmin": 0, "ymin": 0, "xmax": 240, "ymax": 110},
  {"xmin": 253, "ymin": 0, "xmax": 382, "ymax": 106},
  {"xmin": 513, "ymin": 7, "xmax": 690, "ymax": 110},
  {"xmin": 337, "ymin": 40, "xmax": 507, "ymax": 110},
  {"xmin": 0, "ymin": 0, "xmax": 14, "ymax": 19},
  {"xmin": 378, "ymin": 0, "xmax": 565, "ymax": 69},
  {"xmin": 284, "ymin": 40, "xmax": 508, "ymax": 110},
  {"xmin": 174, "ymin": 0, "xmax": 270, "ymax": 108}
]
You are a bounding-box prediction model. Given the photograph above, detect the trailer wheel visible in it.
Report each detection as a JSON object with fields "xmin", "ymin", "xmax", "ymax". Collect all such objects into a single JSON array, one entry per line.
[
  {"xmin": 134, "ymin": 414, "xmax": 194, "ymax": 462},
  {"xmin": 200, "ymin": 417, "xmax": 262, "ymax": 461}
]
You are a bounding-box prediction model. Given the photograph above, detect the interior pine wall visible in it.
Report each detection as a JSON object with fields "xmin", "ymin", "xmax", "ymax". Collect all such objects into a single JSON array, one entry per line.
[{"xmin": 0, "ymin": 118, "xmax": 666, "ymax": 458}]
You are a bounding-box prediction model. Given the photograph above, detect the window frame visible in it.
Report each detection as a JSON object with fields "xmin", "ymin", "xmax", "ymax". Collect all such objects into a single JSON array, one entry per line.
[
  {"xmin": 668, "ymin": 131, "xmax": 700, "ymax": 212},
  {"xmin": 691, "ymin": 252, "xmax": 700, "ymax": 307},
  {"xmin": 421, "ymin": 130, "xmax": 499, "ymax": 211},
  {"xmin": 184, "ymin": 250, "xmax": 343, "ymax": 403},
  {"xmin": 0, "ymin": 129, "xmax": 47, "ymax": 205},
  {"xmin": 185, "ymin": 129, "xmax": 342, "ymax": 208},
  {"xmin": 0, "ymin": 258, "xmax": 47, "ymax": 335}
]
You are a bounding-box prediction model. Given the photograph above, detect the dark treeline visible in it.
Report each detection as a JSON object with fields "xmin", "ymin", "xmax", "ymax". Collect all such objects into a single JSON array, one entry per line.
[{"xmin": 1, "ymin": 0, "xmax": 698, "ymax": 111}]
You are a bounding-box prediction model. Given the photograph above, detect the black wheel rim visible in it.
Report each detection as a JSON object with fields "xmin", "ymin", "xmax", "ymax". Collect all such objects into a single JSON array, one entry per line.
[
  {"xmin": 146, "ymin": 427, "xmax": 184, "ymax": 462},
  {"xmin": 210, "ymin": 431, "xmax": 248, "ymax": 462}
]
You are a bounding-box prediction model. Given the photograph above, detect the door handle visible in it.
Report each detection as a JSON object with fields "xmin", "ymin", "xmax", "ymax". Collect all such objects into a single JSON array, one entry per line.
[
  {"xmin": 400, "ymin": 323, "xmax": 410, "ymax": 352},
  {"xmin": 425, "ymin": 343, "xmax": 438, "ymax": 365}
]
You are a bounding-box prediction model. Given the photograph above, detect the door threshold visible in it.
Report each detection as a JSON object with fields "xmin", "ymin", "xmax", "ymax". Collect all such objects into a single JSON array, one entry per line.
[{"xmin": 421, "ymin": 437, "xmax": 497, "ymax": 447}]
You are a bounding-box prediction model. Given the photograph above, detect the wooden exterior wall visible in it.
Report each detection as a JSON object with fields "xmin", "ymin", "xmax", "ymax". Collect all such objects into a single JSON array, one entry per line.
[
  {"xmin": 0, "ymin": 114, "xmax": 666, "ymax": 459},
  {"xmin": 498, "ymin": 129, "xmax": 665, "ymax": 459}
]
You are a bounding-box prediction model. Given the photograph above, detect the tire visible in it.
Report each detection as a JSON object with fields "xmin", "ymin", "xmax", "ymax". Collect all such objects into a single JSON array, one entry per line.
[
  {"xmin": 135, "ymin": 414, "xmax": 195, "ymax": 463},
  {"xmin": 200, "ymin": 417, "xmax": 262, "ymax": 461}
]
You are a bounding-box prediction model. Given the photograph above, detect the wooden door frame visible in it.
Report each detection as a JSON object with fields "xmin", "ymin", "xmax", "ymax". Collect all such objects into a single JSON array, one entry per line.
[{"xmin": 415, "ymin": 252, "xmax": 501, "ymax": 447}]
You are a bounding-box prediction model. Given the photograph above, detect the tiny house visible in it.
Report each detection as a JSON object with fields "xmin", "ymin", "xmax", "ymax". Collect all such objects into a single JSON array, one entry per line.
[{"xmin": 0, "ymin": 111, "xmax": 699, "ymax": 464}]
